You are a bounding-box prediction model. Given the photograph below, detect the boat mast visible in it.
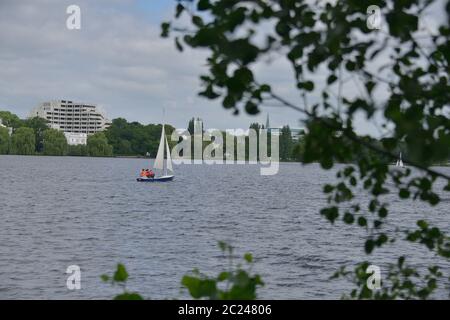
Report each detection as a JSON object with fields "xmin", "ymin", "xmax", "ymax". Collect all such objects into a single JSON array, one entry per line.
[
  {"xmin": 163, "ymin": 125, "xmax": 167, "ymax": 176},
  {"xmin": 162, "ymin": 108, "xmax": 167, "ymax": 176}
]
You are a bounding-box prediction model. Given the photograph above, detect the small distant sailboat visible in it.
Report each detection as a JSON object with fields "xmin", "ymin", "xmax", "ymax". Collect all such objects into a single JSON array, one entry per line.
[
  {"xmin": 396, "ymin": 152, "xmax": 405, "ymax": 168},
  {"xmin": 137, "ymin": 124, "xmax": 174, "ymax": 182}
]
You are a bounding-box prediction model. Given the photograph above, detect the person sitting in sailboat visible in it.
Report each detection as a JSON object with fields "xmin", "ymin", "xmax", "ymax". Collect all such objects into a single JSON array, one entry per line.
[
  {"xmin": 145, "ymin": 169, "xmax": 155, "ymax": 178},
  {"xmin": 140, "ymin": 169, "xmax": 154, "ymax": 179}
]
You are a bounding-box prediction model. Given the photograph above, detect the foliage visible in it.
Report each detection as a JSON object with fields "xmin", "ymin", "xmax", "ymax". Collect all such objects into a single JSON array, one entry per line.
[
  {"xmin": 332, "ymin": 257, "xmax": 444, "ymax": 300},
  {"xmin": 10, "ymin": 127, "xmax": 35, "ymax": 155},
  {"xmin": 0, "ymin": 110, "xmax": 23, "ymax": 129},
  {"xmin": 292, "ymin": 137, "xmax": 306, "ymax": 162},
  {"xmin": 103, "ymin": 242, "xmax": 263, "ymax": 300},
  {"xmin": 42, "ymin": 129, "xmax": 68, "ymax": 156},
  {"xmin": 101, "ymin": 264, "xmax": 144, "ymax": 300},
  {"xmin": 279, "ymin": 125, "xmax": 293, "ymax": 161},
  {"xmin": 87, "ymin": 132, "xmax": 113, "ymax": 157},
  {"xmin": 67, "ymin": 144, "xmax": 88, "ymax": 157},
  {"xmin": 23, "ymin": 117, "xmax": 49, "ymax": 153},
  {"xmin": 247, "ymin": 122, "xmax": 263, "ymax": 160},
  {"xmin": 0, "ymin": 126, "xmax": 9, "ymax": 154},
  {"xmin": 163, "ymin": 0, "xmax": 450, "ymax": 298},
  {"xmin": 188, "ymin": 117, "xmax": 195, "ymax": 135},
  {"xmin": 181, "ymin": 241, "xmax": 263, "ymax": 300},
  {"xmin": 105, "ymin": 118, "xmax": 175, "ymax": 156}
]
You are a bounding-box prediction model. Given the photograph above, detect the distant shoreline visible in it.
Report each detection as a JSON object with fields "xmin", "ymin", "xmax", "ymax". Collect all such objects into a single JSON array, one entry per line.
[{"xmin": 0, "ymin": 154, "xmax": 449, "ymax": 167}]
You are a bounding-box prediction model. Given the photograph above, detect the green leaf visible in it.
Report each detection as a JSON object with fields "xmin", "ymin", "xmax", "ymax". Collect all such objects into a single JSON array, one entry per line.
[
  {"xmin": 175, "ymin": 37, "xmax": 183, "ymax": 52},
  {"xmin": 365, "ymin": 239, "xmax": 375, "ymax": 254},
  {"xmin": 399, "ymin": 188, "xmax": 410, "ymax": 199},
  {"xmin": 114, "ymin": 292, "xmax": 143, "ymax": 300},
  {"xmin": 378, "ymin": 207, "xmax": 388, "ymax": 218},
  {"xmin": 217, "ymin": 272, "xmax": 230, "ymax": 281},
  {"xmin": 376, "ymin": 234, "xmax": 388, "ymax": 246},
  {"xmin": 260, "ymin": 84, "xmax": 271, "ymax": 92},
  {"xmin": 327, "ymin": 74, "xmax": 337, "ymax": 85},
  {"xmin": 297, "ymin": 81, "xmax": 314, "ymax": 92},
  {"xmin": 245, "ymin": 101, "xmax": 259, "ymax": 115},
  {"xmin": 428, "ymin": 193, "xmax": 440, "ymax": 206},
  {"xmin": 175, "ymin": 3, "xmax": 184, "ymax": 18},
  {"xmin": 386, "ymin": 11, "xmax": 418, "ymax": 40},
  {"xmin": 417, "ymin": 220, "xmax": 428, "ymax": 229},
  {"xmin": 320, "ymin": 207, "xmax": 339, "ymax": 223},
  {"xmin": 343, "ymin": 212, "xmax": 355, "ymax": 224},
  {"xmin": 192, "ymin": 15, "xmax": 204, "ymax": 27},
  {"xmin": 197, "ymin": 0, "xmax": 210, "ymax": 11},
  {"xmin": 182, "ymin": 276, "xmax": 217, "ymax": 299},
  {"xmin": 357, "ymin": 216, "xmax": 367, "ymax": 227},
  {"xmin": 345, "ymin": 61, "xmax": 356, "ymax": 71},
  {"xmin": 100, "ymin": 274, "xmax": 110, "ymax": 283},
  {"xmin": 244, "ymin": 253, "xmax": 253, "ymax": 263},
  {"xmin": 160, "ymin": 22, "xmax": 171, "ymax": 38},
  {"xmin": 223, "ymin": 95, "xmax": 236, "ymax": 109},
  {"xmin": 365, "ymin": 81, "xmax": 376, "ymax": 94},
  {"xmin": 114, "ymin": 264, "xmax": 129, "ymax": 282},
  {"xmin": 320, "ymin": 157, "xmax": 333, "ymax": 169}
]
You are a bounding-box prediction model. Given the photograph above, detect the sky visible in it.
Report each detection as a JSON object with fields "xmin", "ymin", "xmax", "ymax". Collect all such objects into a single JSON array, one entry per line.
[{"xmin": 0, "ymin": 0, "xmax": 445, "ymax": 134}]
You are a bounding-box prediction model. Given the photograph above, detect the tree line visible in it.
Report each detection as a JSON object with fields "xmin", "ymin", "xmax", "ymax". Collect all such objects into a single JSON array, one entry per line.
[
  {"xmin": 0, "ymin": 110, "xmax": 112, "ymax": 157},
  {"xmin": 1, "ymin": 111, "xmax": 306, "ymax": 160}
]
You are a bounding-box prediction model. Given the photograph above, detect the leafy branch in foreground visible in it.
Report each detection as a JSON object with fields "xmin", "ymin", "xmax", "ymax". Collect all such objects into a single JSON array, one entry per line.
[
  {"xmin": 162, "ymin": 0, "xmax": 450, "ymax": 298},
  {"xmin": 182, "ymin": 241, "xmax": 263, "ymax": 300},
  {"xmin": 101, "ymin": 263, "xmax": 143, "ymax": 300},
  {"xmin": 332, "ymin": 257, "xmax": 444, "ymax": 300},
  {"xmin": 103, "ymin": 242, "xmax": 263, "ymax": 300}
]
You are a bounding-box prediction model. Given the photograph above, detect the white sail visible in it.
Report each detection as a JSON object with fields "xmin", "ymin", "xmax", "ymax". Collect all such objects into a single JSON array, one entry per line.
[
  {"xmin": 165, "ymin": 134, "xmax": 173, "ymax": 172},
  {"xmin": 396, "ymin": 152, "xmax": 405, "ymax": 167},
  {"xmin": 153, "ymin": 125, "xmax": 165, "ymax": 170}
]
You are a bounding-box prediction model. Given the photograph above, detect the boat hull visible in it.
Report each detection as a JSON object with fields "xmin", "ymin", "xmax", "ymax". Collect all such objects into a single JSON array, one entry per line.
[{"xmin": 136, "ymin": 175, "xmax": 174, "ymax": 182}]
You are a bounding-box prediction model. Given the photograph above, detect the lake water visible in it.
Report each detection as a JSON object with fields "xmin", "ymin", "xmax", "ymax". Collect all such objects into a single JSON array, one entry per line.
[{"xmin": 0, "ymin": 155, "xmax": 448, "ymax": 299}]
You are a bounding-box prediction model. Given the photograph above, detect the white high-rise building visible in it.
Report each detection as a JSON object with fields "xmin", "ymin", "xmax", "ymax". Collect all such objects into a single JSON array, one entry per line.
[{"xmin": 29, "ymin": 100, "xmax": 111, "ymax": 135}]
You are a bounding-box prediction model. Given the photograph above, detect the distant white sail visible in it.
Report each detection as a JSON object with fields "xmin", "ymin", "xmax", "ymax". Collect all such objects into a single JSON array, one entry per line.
[
  {"xmin": 153, "ymin": 125, "xmax": 166, "ymax": 170},
  {"xmin": 165, "ymin": 134, "xmax": 173, "ymax": 172},
  {"xmin": 396, "ymin": 152, "xmax": 405, "ymax": 167}
]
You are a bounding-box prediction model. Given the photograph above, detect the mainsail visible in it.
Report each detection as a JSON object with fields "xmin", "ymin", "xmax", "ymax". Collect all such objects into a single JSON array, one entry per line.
[
  {"xmin": 165, "ymin": 134, "xmax": 173, "ymax": 172},
  {"xmin": 153, "ymin": 124, "xmax": 173, "ymax": 175},
  {"xmin": 396, "ymin": 152, "xmax": 404, "ymax": 167},
  {"xmin": 153, "ymin": 125, "xmax": 166, "ymax": 170}
]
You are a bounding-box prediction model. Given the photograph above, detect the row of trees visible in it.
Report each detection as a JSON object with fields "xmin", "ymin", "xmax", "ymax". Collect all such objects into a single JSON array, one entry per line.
[
  {"xmin": 249, "ymin": 122, "xmax": 305, "ymax": 161},
  {"xmin": 2, "ymin": 109, "xmax": 307, "ymax": 160},
  {"xmin": 104, "ymin": 118, "xmax": 175, "ymax": 156},
  {"xmin": 184, "ymin": 118, "xmax": 305, "ymax": 161},
  {"xmin": 0, "ymin": 111, "xmax": 113, "ymax": 157},
  {"xmin": 105, "ymin": 117, "xmax": 305, "ymax": 161},
  {"xmin": 0, "ymin": 125, "xmax": 113, "ymax": 157}
]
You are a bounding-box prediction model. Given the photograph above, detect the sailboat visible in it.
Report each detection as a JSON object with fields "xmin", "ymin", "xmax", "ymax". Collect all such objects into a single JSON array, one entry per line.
[
  {"xmin": 396, "ymin": 152, "xmax": 405, "ymax": 168},
  {"xmin": 137, "ymin": 124, "xmax": 174, "ymax": 182}
]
